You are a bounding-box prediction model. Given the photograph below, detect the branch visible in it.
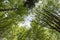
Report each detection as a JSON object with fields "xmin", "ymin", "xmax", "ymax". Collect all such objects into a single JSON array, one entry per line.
[{"xmin": 0, "ymin": 7, "xmax": 18, "ymax": 11}]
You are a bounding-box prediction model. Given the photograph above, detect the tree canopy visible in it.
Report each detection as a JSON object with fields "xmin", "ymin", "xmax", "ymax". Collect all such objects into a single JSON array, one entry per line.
[{"xmin": 0, "ymin": 0, "xmax": 60, "ymax": 40}]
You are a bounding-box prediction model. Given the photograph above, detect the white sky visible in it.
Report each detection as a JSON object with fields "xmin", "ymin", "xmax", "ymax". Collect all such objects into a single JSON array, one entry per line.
[{"xmin": 18, "ymin": 13, "xmax": 36, "ymax": 28}]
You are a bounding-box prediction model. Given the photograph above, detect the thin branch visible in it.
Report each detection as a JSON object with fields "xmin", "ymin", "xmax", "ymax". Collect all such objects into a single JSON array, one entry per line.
[{"xmin": 0, "ymin": 7, "xmax": 18, "ymax": 11}]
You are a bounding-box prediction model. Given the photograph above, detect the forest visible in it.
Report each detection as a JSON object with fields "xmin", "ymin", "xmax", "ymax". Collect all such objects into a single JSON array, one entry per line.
[{"xmin": 0, "ymin": 0, "xmax": 60, "ymax": 40}]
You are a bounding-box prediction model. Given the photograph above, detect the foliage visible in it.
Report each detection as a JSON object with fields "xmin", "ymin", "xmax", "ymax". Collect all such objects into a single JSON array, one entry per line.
[{"xmin": 0, "ymin": 0, "xmax": 60, "ymax": 40}]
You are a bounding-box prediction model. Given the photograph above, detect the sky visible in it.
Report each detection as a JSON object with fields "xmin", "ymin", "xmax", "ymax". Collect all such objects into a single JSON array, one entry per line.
[{"xmin": 18, "ymin": 13, "xmax": 36, "ymax": 28}]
